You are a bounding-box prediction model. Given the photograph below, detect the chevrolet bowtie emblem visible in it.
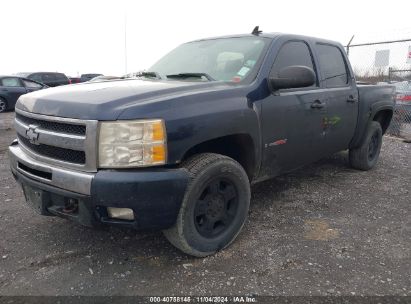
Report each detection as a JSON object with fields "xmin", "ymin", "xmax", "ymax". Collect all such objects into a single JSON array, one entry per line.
[{"xmin": 26, "ymin": 125, "xmax": 40, "ymax": 145}]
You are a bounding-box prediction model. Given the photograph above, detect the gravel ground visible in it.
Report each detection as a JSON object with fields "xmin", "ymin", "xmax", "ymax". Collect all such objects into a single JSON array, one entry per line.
[{"xmin": 0, "ymin": 111, "xmax": 410, "ymax": 296}]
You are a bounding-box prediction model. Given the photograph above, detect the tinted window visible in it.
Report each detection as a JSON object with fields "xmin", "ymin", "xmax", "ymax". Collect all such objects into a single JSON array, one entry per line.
[
  {"xmin": 30, "ymin": 74, "xmax": 43, "ymax": 82},
  {"xmin": 271, "ymin": 41, "xmax": 317, "ymax": 87},
  {"xmin": 1, "ymin": 78, "xmax": 22, "ymax": 87},
  {"xmin": 316, "ymin": 44, "xmax": 348, "ymax": 87},
  {"xmin": 23, "ymin": 79, "xmax": 43, "ymax": 88},
  {"xmin": 55, "ymin": 73, "xmax": 67, "ymax": 81},
  {"xmin": 42, "ymin": 73, "xmax": 56, "ymax": 81}
]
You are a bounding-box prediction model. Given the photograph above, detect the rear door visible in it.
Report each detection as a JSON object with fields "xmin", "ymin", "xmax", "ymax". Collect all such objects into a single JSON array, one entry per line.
[
  {"xmin": 313, "ymin": 43, "xmax": 358, "ymax": 153},
  {"xmin": 260, "ymin": 40, "xmax": 328, "ymax": 177},
  {"xmin": 0, "ymin": 77, "xmax": 27, "ymax": 107}
]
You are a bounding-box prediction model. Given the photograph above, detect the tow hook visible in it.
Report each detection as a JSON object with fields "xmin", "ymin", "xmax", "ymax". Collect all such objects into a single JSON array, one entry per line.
[{"xmin": 62, "ymin": 198, "xmax": 78, "ymax": 214}]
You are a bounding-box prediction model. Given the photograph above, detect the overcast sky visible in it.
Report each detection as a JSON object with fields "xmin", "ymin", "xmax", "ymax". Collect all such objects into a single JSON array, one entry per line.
[{"xmin": 1, "ymin": 0, "xmax": 410, "ymax": 77}]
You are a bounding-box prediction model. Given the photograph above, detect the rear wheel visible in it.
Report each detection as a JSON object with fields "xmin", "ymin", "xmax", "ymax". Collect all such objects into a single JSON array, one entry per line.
[
  {"xmin": 349, "ymin": 121, "xmax": 383, "ymax": 170},
  {"xmin": 163, "ymin": 153, "xmax": 250, "ymax": 257},
  {"xmin": 0, "ymin": 98, "xmax": 7, "ymax": 113}
]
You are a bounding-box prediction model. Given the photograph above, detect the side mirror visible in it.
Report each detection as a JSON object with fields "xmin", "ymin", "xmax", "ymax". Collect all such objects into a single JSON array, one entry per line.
[{"xmin": 270, "ymin": 65, "xmax": 316, "ymax": 90}]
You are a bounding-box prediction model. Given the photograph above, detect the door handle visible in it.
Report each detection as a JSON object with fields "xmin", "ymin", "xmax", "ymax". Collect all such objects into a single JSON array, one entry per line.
[
  {"xmin": 347, "ymin": 95, "xmax": 358, "ymax": 103},
  {"xmin": 310, "ymin": 100, "xmax": 325, "ymax": 109}
]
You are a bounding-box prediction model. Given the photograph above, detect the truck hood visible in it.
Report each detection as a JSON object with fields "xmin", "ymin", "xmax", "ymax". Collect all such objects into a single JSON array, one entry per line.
[{"xmin": 16, "ymin": 79, "xmax": 231, "ymax": 120}]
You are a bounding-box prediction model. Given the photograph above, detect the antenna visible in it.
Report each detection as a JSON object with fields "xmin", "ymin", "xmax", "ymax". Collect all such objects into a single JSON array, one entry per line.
[
  {"xmin": 252, "ymin": 26, "xmax": 262, "ymax": 35},
  {"xmin": 124, "ymin": 12, "xmax": 128, "ymax": 74}
]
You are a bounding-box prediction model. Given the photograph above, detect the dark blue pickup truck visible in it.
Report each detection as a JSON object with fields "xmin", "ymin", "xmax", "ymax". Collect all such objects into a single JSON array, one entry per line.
[{"xmin": 9, "ymin": 29, "xmax": 395, "ymax": 256}]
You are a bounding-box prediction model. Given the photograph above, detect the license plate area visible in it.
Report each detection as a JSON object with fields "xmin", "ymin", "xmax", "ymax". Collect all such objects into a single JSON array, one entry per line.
[{"xmin": 22, "ymin": 185, "xmax": 50, "ymax": 215}]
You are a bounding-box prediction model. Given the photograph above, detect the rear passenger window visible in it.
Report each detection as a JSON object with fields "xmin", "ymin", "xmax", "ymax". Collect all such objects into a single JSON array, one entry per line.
[
  {"xmin": 23, "ymin": 80, "xmax": 42, "ymax": 88},
  {"xmin": 1, "ymin": 78, "xmax": 21, "ymax": 87},
  {"xmin": 271, "ymin": 41, "xmax": 317, "ymax": 88},
  {"xmin": 315, "ymin": 44, "xmax": 349, "ymax": 87}
]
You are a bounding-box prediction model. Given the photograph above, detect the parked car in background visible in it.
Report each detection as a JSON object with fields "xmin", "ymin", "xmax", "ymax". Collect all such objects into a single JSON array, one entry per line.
[
  {"xmin": 17, "ymin": 72, "xmax": 70, "ymax": 87},
  {"xmin": 391, "ymin": 81, "xmax": 411, "ymax": 138},
  {"xmin": 80, "ymin": 74, "xmax": 103, "ymax": 82},
  {"xmin": 0, "ymin": 76, "xmax": 47, "ymax": 113},
  {"xmin": 392, "ymin": 81, "xmax": 411, "ymax": 113},
  {"xmin": 69, "ymin": 77, "xmax": 82, "ymax": 84}
]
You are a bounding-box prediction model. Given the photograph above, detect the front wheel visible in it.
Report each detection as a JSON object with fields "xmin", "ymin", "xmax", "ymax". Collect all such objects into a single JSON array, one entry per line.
[
  {"xmin": 0, "ymin": 98, "xmax": 7, "ymax": 113},
  {"xmin": 349, "ymin": 121, "xmax": 383, "ymax": 170},
  {"xmin": 163, "ymin": 153, "xmax": 251, "ymax": 257}
]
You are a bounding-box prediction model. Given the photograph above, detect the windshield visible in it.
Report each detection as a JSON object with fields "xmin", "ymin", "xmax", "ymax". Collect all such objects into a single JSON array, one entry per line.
[{"xmin": 149, "ymin": 37, "xmax": 269, "ymax": 82}]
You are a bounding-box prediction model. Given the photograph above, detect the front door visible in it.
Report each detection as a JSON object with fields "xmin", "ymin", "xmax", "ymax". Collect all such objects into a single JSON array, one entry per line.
[{"xmin": 259, "ymin": 40, "xmax": 328, "ymax": 178}]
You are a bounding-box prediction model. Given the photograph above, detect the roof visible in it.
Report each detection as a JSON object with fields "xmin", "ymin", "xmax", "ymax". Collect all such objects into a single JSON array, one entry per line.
[
  {"xmin": 0, "ymin": 75, "xmax": 25, "ymax": 78},
  {"xmin": 188, "ymin": 32, "xmax": 342, "ymax": 47}
]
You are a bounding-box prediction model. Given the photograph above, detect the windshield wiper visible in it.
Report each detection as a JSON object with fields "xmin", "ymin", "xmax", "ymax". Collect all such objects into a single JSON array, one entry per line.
[
  {"xmin": 166, "ymin": 73, "xmax": 215, "ymax": 81},
  {"xmin": 125, "ymin": 71, "xmax": 162, "ymax": 80}
]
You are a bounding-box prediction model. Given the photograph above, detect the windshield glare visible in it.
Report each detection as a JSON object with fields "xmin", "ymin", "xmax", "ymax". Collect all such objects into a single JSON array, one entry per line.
[{"xmin": 149, "ymin": 37, "xmax": 269, "ymax": 82}]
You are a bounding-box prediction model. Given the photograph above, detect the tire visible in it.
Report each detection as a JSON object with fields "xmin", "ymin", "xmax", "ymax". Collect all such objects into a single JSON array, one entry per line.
[
  {"xmin": 0, "ymin": 98, "xmax": 7, "ymax": 113},
  {"xmin": 163, "ymin": 153, "xmax": 251, "ymax": 257},
  {"xmin": 349, "ymin": 121, "xmax": 383, "ymax": 171}
]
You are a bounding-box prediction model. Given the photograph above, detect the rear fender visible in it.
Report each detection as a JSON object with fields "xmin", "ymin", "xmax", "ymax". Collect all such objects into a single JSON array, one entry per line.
[{"xmin": 350, "ymin": 102, "xmax": 393, "ymax": 148}]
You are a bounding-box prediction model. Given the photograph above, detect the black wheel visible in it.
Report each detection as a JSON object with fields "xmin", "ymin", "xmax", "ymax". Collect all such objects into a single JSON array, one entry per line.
[
  {"xmin": 163, "ymin": 153, "xmax": 250, "ymax": 257},
  {"xmin": 0, "ymin": 98, "xmax": 7, "ymax": 113},
  {"xmin": 349, "ymin": 121, "xmax": 383, "ymax": 170}
]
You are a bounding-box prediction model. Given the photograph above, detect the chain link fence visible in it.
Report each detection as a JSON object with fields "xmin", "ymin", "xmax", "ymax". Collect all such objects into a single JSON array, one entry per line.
[{"xmin": 346, "ymin": 35, "xmax": 411, "ymax": 140}]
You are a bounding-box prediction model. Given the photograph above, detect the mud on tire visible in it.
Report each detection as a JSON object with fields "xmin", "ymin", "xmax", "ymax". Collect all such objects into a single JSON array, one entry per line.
[
  {"xmin": 163, "ymin": 153, "xmax": 251, "ymax": 257},
  {"xmin": 349, "ymin": 121, "xmax": 383, "ymax": 171}
]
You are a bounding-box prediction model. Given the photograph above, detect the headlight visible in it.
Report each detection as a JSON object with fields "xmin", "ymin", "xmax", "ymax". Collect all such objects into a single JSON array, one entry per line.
[{"xmin": 98, "ymin": 119, "xmax": 166, "ymax": 168}]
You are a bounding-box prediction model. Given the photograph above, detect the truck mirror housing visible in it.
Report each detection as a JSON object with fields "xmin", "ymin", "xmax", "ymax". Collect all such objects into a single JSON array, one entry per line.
[{"xmin": 270, "ymin": 65, "xmax": 316, "ymax": 90}]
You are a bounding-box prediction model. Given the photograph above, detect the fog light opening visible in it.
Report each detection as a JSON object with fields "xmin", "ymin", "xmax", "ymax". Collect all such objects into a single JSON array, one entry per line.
[
  {"xmin": 107, "ymin": 207, "xmax": 135, "ymax": 221},
  {"xmin": 63, "ymin": 198, "xmax": 78, "ymax": 214}
]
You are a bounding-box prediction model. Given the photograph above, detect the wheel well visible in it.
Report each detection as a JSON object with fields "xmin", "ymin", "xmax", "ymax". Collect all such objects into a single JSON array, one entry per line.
[
  {"xmin": 373, "ymin": 110, "xmax": 392, "ymax": 134},
  {"xmin": 182, "ymin": 134, "xmax": 256, "ymax": 181}
]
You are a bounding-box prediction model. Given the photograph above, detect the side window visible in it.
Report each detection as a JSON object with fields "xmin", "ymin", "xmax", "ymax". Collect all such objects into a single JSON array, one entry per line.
[
  {"xmin": 271, "ymin": 41, "xmax": 317, "ymax": 87},
  {"xmin": 55, "ymin": 73, "xmax": 67, "ymax": 81},
  {"xmin": 23, "ymin": 80, "xmax": 42, "ymax": 88},
  {"xmin": 1, "ymin": 78, "xmax": 22, "ymax": 87},
  {"xmin": 42, "ymin": 73, "xmax": 56, "ymax": 82},
  {"xmin": 315, "ymin": 44, "xmax": 349, "ymax": 87},
  {"xmin": 30, "ymin": 74, "xmax": 42, "ymax": 82}
]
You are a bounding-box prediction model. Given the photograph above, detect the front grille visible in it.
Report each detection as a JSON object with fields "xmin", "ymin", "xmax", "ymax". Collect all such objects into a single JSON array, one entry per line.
[
  {"xmin": 15, "ymin": 113, "xmax": 86, "ymax": 135},
  {"xmin": 18, "ymin": 135, "xmax": 86, "ymax": 164},
  {"xmin": 15, "ymin": 109, "xmax": 97, "ymax": 171}
]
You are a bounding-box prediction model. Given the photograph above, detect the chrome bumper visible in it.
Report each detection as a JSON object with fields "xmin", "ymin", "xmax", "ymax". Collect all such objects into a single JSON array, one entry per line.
[{"xmin": 9, "ymin": 143, "xmax": 94, "ymax": 195}]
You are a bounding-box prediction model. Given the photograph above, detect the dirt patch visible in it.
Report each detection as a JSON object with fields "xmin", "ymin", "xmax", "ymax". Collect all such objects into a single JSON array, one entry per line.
[{"xmin": 304, "ymin": 219, "xmax": 339, "ymax": 241}]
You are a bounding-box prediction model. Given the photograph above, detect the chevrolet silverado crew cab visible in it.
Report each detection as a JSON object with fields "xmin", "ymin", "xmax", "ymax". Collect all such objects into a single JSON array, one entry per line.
[{"xmin": 9, "ymin": 29, "xmax": 395, "ymax": 257}]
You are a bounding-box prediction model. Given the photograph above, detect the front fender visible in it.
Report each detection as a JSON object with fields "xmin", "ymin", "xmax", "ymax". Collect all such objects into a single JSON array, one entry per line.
[{"xmin": 166, "ymin": 96, "xmax": 261, "ymax": 166}]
